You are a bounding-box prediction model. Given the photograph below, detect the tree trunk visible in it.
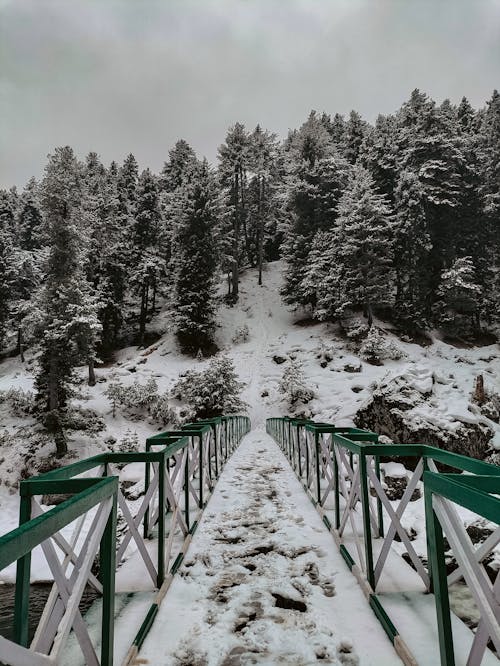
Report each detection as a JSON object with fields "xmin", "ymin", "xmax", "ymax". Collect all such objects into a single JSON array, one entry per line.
[
  {"xmin": 139, "ymin": 280, "xmax": 149, "ymax": 346},
  {"xmin": 48, "ymin": 355, "xmax": 67, "ymax": 456},
  {"xmin": 88, "ymin": 358, "xmax": 96, "ymax": 386},
  {"xmin": 16, "ymin": 326, "xmax": 25, "ymax": 363},
  {"xmin": 258, "ymin": 175, "xmax": 265, "ymax": 286},
  {"xmin": 365, "ymin": 301, "xmax": 374, "ymax": 328},
  {"xmin": 231, "ymin": 170, "xmax": 240, "ymax": 298}
]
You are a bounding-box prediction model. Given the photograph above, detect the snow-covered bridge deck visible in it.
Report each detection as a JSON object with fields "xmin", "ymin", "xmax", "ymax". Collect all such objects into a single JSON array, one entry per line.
[{"xmin": 135, "ymin": 430, "xmax": 403, "ymax": 665}]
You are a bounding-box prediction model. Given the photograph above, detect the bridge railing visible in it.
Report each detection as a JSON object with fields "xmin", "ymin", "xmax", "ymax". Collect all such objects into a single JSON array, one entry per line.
[
  {"xmin": 0, "ymin": 414, "xmax": 250, "ymax": 666},
  {"xmin": 267, "ymin": 416, "xmax": 500, "ymax": 666}
]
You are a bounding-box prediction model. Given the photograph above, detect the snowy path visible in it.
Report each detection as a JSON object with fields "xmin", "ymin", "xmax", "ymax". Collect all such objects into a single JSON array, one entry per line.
[{"xmin": 139, "ymin": 430, "xmax": 402, "ymax": 665}]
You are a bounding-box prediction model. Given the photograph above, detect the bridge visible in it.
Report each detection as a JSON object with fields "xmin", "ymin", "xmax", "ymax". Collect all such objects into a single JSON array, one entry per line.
[{"xmin": 0, "ymin": 415, "xmax": 498, "ymax": 665}]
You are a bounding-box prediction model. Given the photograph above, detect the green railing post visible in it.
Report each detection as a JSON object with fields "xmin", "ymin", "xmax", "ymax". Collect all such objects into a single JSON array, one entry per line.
[
  {"xmin": 100, "ymin": 494, "xmax": 117, "ymax": 666},
  {"xmin": 214, "ymin": 426, "xmax": 219, "ymax": 478},
  {"xmin": 298, "ymin": 425, "xmax": 303, "ymax": 478},
  {"xmin": 359, "ymin": 452, "xmax": 375, "ymax": 590},
  {"xmin": 315, "ymin": 432, "xmax": 321, "ymax": 504},
  {"xmin": 13, "ymin": 494, "xmax": 32, "ymax": 647},
  {"xmin": 157, "ymin": 455, "xmax": 166, "ymax": 587},
  {"xmin": 143, "ymin": 456, "xmax": 151, "ymax": 539},
  {"xmin": 333, "ymin": 440, "xmax": 340, "ymax": 529},
  {"xmin": 374, "ymin": 454, "xmax": 384, "ymax": 537},
  {"xmin": 199, "ymin": 434, "xmax": 204, "ymax": 508},
  {"xmin": 184, "ymin": 445, "xmax": 190, "ymax": 531},
  {"xmin": 424, "ymin": 488, "xmax": 456, "ymax": 666}
]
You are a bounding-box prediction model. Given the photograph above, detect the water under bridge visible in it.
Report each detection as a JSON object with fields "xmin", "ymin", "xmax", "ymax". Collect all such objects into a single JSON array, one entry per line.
[{"xmin": 0, "ymin": 416, "xmax": 499, "ymax": 665}]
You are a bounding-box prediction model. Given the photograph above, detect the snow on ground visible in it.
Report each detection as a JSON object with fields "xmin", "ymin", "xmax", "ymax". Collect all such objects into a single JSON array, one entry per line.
[{"xmin": 139, "ymin": 429, "xmax": 402, "ymax": 666}]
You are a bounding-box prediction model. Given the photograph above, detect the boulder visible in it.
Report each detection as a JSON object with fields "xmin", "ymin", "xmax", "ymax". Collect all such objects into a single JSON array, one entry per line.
[{"xmin": 355, "ymin": 368, "xmax": 494, "ymax": 460}]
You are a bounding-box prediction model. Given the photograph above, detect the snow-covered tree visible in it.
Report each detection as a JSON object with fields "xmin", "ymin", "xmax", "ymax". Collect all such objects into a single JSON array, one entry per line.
[
  {"xmin": 35, "ymin": 147, "xmax": 101, "ymax": 456},
  {"xmin": 171, "ymin": 160, "xmax": 219, "ymax": 354},
  {"xmin": 218, "ymin": 123, "xmax": 252, "ymax": 299},
  {"xmin": 359, "ymin": 328, "xmax": 405, "ymax": 364},
  {"xmin": 171, "ymin": 355, "xmax": 246, "ymax": 420},
  {"xmin": 279, "ymin": 360, "xmax": 315, "ymax": 410},
  {"xmin": 327, "ymin": 166, "xmax": 395, "ymax": 324},
  {"xmin": 131, "ymin": 168, "xmax": 165, "ymax": 346},
  {"xmin": 433, "ymin": 256, "xmax": 482, "ymax": 335}
]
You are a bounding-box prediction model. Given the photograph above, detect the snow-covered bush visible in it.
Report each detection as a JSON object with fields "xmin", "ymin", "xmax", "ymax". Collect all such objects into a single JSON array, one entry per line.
[
  {"xmin": 117, "ymin": 429, "xmax": 140, "ymax": 453},
  {"xmin": 232, "ymin": 324, "xmax": 250, "ymax": 344},
  {"xmin": 279, "ymin": 360, "xmax": 315, "ymax": 409},
  {"xmin": 104, "ymin": 378, "xmax": 159, "ymax": 414},
  {"xmin": 340, "ymin": 315, "xmax": 369, "ymax": 340},
  {"xmin": 0, "ymin": 387, "xmax": 35, "ymax": 417},
  {"xmin": 149, "ymin": 393, "xmax": 177, "ymax": 426},
  {"xmin": 105, "ymin": 377, "xmax": 177, "ymax": 426},
  {"xmin": 171, "ymin": 354, "xmax": 246, "ymax": 421},
  {"xmin": 359, "ymin": 328, "xmax": 405, "ymax": 364},
  {"xmin": 64, "ymin": 407, "xmax": 105, "ymax": 433}
]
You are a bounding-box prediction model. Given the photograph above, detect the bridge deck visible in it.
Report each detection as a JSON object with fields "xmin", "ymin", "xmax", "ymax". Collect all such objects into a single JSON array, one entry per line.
[{"xmin": 137, "ymin": 430, "xmax": 403, "ymax": 665}]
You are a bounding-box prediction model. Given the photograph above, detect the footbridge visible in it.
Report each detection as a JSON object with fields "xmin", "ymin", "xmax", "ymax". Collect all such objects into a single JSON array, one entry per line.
[{"xmin": 0, "ymin": 416, "xmax": 498, "ymax": 665}]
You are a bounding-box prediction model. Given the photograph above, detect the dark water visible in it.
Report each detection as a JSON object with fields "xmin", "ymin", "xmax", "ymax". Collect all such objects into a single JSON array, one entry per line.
[{"xmin": 0, "ymin": 582, "xmax": 98, "ymax": 646}]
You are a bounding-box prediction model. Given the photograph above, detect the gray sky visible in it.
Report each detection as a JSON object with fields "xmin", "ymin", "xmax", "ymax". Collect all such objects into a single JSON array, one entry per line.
[{"xmin": 1, "ymin": 0, "xmax": 499, "ymax": 188}]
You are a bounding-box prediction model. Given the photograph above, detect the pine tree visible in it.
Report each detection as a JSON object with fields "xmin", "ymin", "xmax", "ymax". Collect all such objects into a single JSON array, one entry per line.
[
  {"xmin": 332, "ymin": 166, "xmax": 395, "ymax": 325},
  {"xmin": 247, "ymin": 125, "xmax": 280, "ymax": 284},
  {"xmin": 218, "ymin": 123, "xmax": 251, "ymax": 299},
  {"xmin": 433, "ymin": 256, "xmax": 482, "ymax": 335},
  {"xmin": 280, "ymin": 153, "xmax": 350, "ymax": 308},
  {"xmin": 342, "ymin": 110, "xmax": 368, "ymax": 164},
  {"xmin": 35, "ymin": 147, "xmax": 101, "ymax": 456},
  {"xmin": 171, "ymin": 160, "xmax": 219, "ymax": 354},
  {"xmin": 17, "ymin": 178, "xmax": 43, "ymax": 250},
  {"xmin": 131, "ymin": 169, "xmax": 165, "ymax": 346},
  {"xmin": 393, "ymin": 170, "xmax": 432, "ymax": 328}
]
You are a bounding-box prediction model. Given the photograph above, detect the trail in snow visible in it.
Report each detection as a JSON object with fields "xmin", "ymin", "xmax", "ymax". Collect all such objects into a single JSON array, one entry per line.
[{"xmin": 139, "ymin": 431, "xmax": 402, "ymax": 665}]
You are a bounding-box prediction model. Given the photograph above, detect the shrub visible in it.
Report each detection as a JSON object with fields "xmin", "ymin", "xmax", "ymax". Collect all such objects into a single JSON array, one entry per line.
[
  {"xmin": 360, "ymin": 328, "xmax": 405, "ymax": 364},
  {"xmin": 0, "ymin": 387, "xmax": 35, "ymax": 417},
  {"xmin": 232, "ymin": 324, "xmax": 250, "ymax": 344},
  {"xmin": 171, "ymin": 355, "xmax": 246, "ymax": 421},
  {"xmin": 279, "ymin": 360, "xmax": 315, "ymax": 408}
]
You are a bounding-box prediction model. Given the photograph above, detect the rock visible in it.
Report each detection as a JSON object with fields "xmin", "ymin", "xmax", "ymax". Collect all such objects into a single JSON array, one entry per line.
[
  {"xmin": 344, "ymin": 362, "xmax": 362, "ymax": 373},
  {"xmin": 480, "ymin": 400, "xmax": 499, "ymax": 423},
  {"xmin": 320, "ymin": 360, "xmax": 328, "ymax": 368},
  {"xmin": 260, "ymin": 389, "xmax": 269, "ymax": 397},
  {"xmin": 273, "ymin": 355, "xmax": 287, "ymax": 365},
  {"xmin": 383, "ymin": 476, "xmax": 421, "ymax": 501},
  {"xmin": 355, "ymin": 369, "xmax": 494, "ymax": 460}
]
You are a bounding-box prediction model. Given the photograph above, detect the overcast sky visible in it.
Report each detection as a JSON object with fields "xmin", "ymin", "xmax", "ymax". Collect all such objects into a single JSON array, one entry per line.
[{"xmin": 1, "ymin": 0, "xmax": 499, "ymax": 188}]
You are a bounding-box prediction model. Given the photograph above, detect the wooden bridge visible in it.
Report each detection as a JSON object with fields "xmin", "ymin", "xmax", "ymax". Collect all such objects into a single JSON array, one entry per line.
[{"xmin": 0, "ymin": 415, "xmax": 499, "ymax": 665}]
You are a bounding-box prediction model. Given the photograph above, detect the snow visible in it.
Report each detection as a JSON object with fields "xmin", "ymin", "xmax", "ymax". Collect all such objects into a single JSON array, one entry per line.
[{"xmin": 139, "ymin": 429, "xmax": 402, "ymax": 665}]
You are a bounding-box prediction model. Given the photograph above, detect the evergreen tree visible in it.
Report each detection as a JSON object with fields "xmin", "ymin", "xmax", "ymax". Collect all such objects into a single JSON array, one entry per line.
[
  {"xmin": 17, "ymin": 178, "xmax": 43, "ymax": 250},
  {"xmin": 434, "ymin": 257, "xmax": 482, "ymax": 335},
  {"xmin": 281, "ymin": 152, "xmax": 350, "ymax": 308},
  {"xmin": 35, "ymin": 147, "xmax": 100, "ymax": 456},
  {"xmin": 248, "ymin": 125, "xmax": 280, "ymax": 284},
  {"xmin": 392, "ymin": 170, "xmax": 432, "ymax": 328},
  {"xmin": 171, "ymin": 160, "xmax": 219, "ymax": 354},
  {"xmin": 330, "ymin": 166, "xmax": 395, "ymax": 324},
  {"xmin": 218, "ymin": 123, "xmax": 251, "ymax": 299},
  {"xmin": 342, "ymin": 110, "xmax": 368, "ymax": 164},
  {"xmin": 131, "ymin": 168, "xmax": 165, "ymax": 346}
]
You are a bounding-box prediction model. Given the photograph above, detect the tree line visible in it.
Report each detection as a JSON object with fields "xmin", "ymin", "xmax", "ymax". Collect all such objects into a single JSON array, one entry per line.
[{"xmin": 0, "ymin": 88, "xmax": 499, "ymax": 454}]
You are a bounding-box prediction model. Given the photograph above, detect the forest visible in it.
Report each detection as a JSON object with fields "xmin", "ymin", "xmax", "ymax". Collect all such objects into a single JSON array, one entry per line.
[{"xmin": 0, "ymin": 88, "xmax": 499, "ymax": 454}]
